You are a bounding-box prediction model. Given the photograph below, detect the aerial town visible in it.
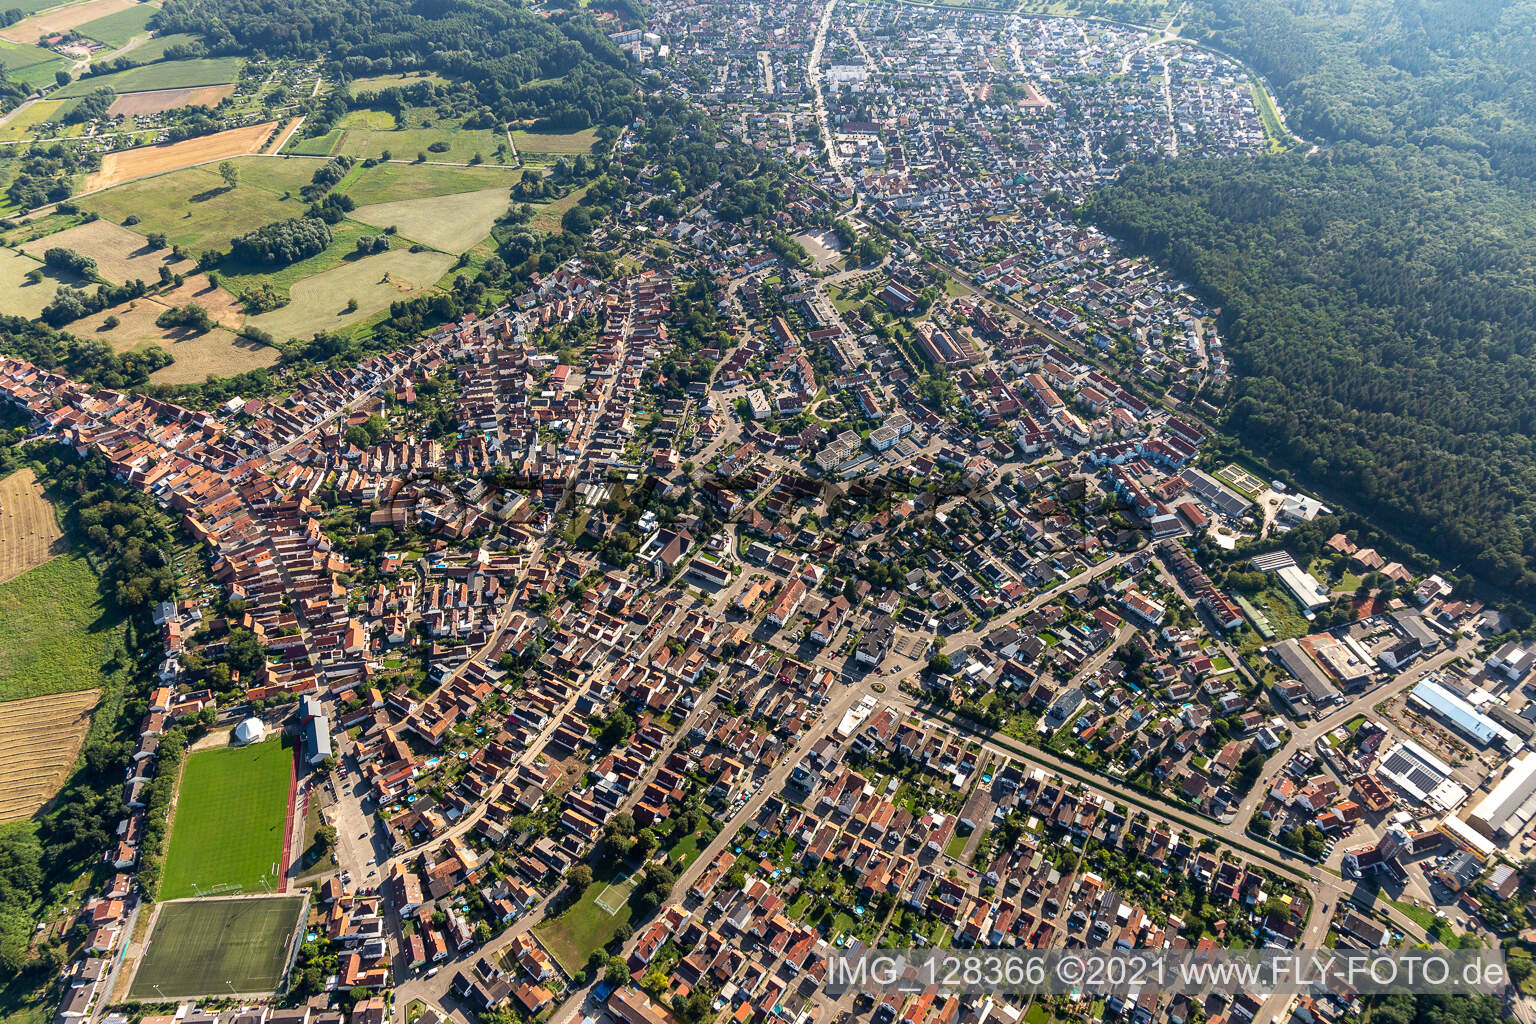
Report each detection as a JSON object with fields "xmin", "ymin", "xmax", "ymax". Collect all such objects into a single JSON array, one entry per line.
[{"xmin": 0, "ymin": 4, "xmax": 1530, "ymax": 1024}]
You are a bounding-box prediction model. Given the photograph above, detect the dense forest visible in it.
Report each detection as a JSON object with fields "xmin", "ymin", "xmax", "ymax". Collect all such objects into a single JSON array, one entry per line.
[
  {"xmin": 1088, "ymin": 0, "xmax": 1536, "ymax": 600},
  {"xmin": 151, "ymin": 0, "xmax": 642, "ymax": 130}
]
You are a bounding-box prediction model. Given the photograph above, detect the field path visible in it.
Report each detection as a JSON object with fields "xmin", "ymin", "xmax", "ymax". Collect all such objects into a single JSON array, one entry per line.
[{"xmin": 264, "ymin": 115, "xmax": 304, "ymax": 153}]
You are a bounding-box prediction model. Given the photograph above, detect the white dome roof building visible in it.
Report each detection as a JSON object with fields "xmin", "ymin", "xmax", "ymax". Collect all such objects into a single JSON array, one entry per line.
[{"xmin": 233, "ymin": 717, "xmax": 265, "ymax": 745}]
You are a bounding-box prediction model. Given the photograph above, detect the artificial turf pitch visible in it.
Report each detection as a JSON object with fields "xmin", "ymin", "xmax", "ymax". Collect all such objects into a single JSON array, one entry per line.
[{"xmin": 128, "ymin": 896, "xmax": 305, "ymax": 998}]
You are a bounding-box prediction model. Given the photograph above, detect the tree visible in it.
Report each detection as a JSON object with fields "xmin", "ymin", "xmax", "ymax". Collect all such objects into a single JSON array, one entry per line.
[
  {"xmin": 599, "ymin": 708, "xmax": 634, "ymax": 748},
  {"xmin": 604, "ymin": 957, "xmax": 631, "ymax": 987},
  {"xmin": 315, "ymin": 824, "xmax": 338, "ymax": 854},
  {"xmin": 219, "ymin": 161, "xmax": 240, "ymax": 190},
  {"xmin": 567, "ymin": 864, "xmax": 593, "ymax": 893}
]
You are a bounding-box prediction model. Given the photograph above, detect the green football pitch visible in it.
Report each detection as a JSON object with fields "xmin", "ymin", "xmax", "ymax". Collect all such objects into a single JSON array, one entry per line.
[
  {"xmin": 160, "ymin": 737, "xmax": 293, "ymax": 900},
  {"xmin": 128, "ymin": 896, "xmax": 305, "ymax": 998}
]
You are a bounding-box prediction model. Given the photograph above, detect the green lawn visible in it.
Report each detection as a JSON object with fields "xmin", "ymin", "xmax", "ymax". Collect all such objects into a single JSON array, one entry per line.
[
  {"xmin": 667, "ymin": 830, "xmax": 706, "ymax": 871},
  {"xmin": 160, "ymin": 738, "xmax": 293, "ymax": 899},
  {"xmin": 0, "ymin": 553, "xmax": 123, "ymax": 702},
  {"xmin": 57, "ymin": 56, "xmax": 244, "ymax": 96},
  {"xmin": 129, "ymin": 896, "xmax": 304, "ymax": 997},
  {"xmin": 75, "ymin": 3, "xmax": 157, "ymax": 47}
]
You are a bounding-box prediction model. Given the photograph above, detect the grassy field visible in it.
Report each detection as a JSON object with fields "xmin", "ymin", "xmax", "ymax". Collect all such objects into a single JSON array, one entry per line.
[
  {"xmin": 58, "ymin": 55, "xmax": 244, "ymax": 96},
  {"xmin": 0, "ymin": 247, "xmax": 83, "ymax": 318},
  {"xmin": 529, "ymin": 183, "xmax": 591, "ymax": 234},
  {"xmin": 109, "ymin": 30, "xmax": 200, "ymax": 67},
  {"xmin": 349, "ymin": 71, "xmax": 446, "ymax": 93},
  {"xmin": 510, "ymin": 127, "xmax": 597, "ymax": 156},
  {"xmin": 0, "ymin": 552, "xmax": 122, "ymax": 702},
  {"xmin": 159, "ymin": 738, "xmax": 292, "ymax": 900},
  {"xmin": 216, "ymin": 216, "xmax": 381, "ymax": 299},
  {"xmin": 291, "ymin": 109, "xmax": 507, "ymax": 164},
  {"xmin": 0, "ymin": 38, "xmax": 67, "ymax": 86},
  {"xmin": 75, "ymin": 1, "xmax": 157, "ymax": 47},
  {"xmin": 534, "ymin": 868, "xmax": 638, "ymax": 974},
  {"xmin": 340, "ymin": 161, "xmax": 518, "ymax": 206},
  {"xmin": 78, "ymin": 157, "xmax": 315, "ymax": 251},
  {"xmin": 351, "ymin": 186, "xmax": 510, "ymax": 253},
  {"xmin": 129, "ymin": 896, "xmax": 304, "ymax": 998},
  {"xmin": 245, "ymin": 248, "xmax": 454, "ymax": 342},
  {"xmin": 0, "ymin": 97, "xmax": 85, "ymax": 143}
]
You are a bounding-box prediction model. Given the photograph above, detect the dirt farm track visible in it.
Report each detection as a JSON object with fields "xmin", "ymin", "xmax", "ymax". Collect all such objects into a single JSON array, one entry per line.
[
  {"xmin": 0, "ymin": 689, "xmax": 99, "ymax": 822},
  {"xmin": 0, "ymin": 467, "xmax": 65, "ymax": 585}
]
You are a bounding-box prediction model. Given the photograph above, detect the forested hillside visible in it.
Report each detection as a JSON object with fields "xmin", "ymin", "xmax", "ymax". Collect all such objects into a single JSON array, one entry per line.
[
  {"xmin": 1088, "ymin": 0, "xmax": 1536, "ymax": 599},
  {"xmin": 153, "ymin": 0, "xmax": 642, "ymax": 130}
]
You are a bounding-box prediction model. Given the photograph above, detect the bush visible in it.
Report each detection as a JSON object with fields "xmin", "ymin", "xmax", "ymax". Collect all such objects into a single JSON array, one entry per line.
[{"xmin": 238, "ymin": 282, "xmax": 287, "ymax": 313}]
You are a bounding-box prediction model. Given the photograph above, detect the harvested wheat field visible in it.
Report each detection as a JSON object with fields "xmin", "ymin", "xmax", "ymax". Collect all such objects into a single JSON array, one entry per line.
[
  {"xmin": 0, "ymin": 468, "xmax": 64, "ymax": 585},
  {"xmin": 0, "ymin": 689, "xmax": 98, "ymax": 822},
  {"xmin": 0, "ymin": 0, "xmax": 139, "ymax": 44},
  {"xmin": 84, "ymin": 121, "xmax": 279, "ymax": 191},
  {"xmin": 20, "ymin": 219, "xmax": 193, "ymax": 285},
  {"xmin": 107, "ymin": 83, "xmax": 236, "ymax": 117}
]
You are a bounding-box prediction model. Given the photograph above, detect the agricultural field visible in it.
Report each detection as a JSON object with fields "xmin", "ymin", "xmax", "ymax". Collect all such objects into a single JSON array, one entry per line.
[
  {"xmin": 0, "ymin": 551, "xmax": 123, "ymax": 703},
  {"xmin": 0, "ymin": 468, "xmax": 65, "ymax": 585},
  {"xmin": 57, "ymin": 55, "xmax": 244, "ymax": 97},
  {"xmin": 80, "ymin": 122, "xmax": 285, "ymax": 194},
  {"xmin": 351, "ymin": 186, "xmax": 510, "ymax": 253},
  {"xmin": 510, "ymin": 126, "xmax": 597, "ymax": 157},
  {"xmin": 107, "ymin": 30, "xmax": 200, "ymax": 67},
  {"xmin": 0, "ymin": 0, "xmax": 140, "ymax": 45},
  {"xmin": 107, "ymin": 83, "xmax": 235, "ymax": 117},
  {"xmin": 0, "ymin": 247, "xmax": 83, "ymax": 318},
  {"xmin": 159, "ymin": 737, "xmax": 293, "ymax": 900},
  {"xmin": 340, "ymin": 160, "xmax": 518, "ymax": 206},
  {"xmin": 74, "ymin": 0, "xmax": 158, "ymax": 47},
  {"xmin": 129, "ymin": 896, "xmax": 305, "ymax": 998},
  {"xmin": 0, "ymin": 689, "xmax": 98, "ymax": 823},
  {"xmin": 0, "ymin": 37, "xmax": 67, "ymax": 86},
  {"xmin": 19, "ymin": 218, "xmax": 193, "ymax": 284},
  {"xmin": 245, "ymin": 248, "xmax": 455, "ymax": 341}
]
